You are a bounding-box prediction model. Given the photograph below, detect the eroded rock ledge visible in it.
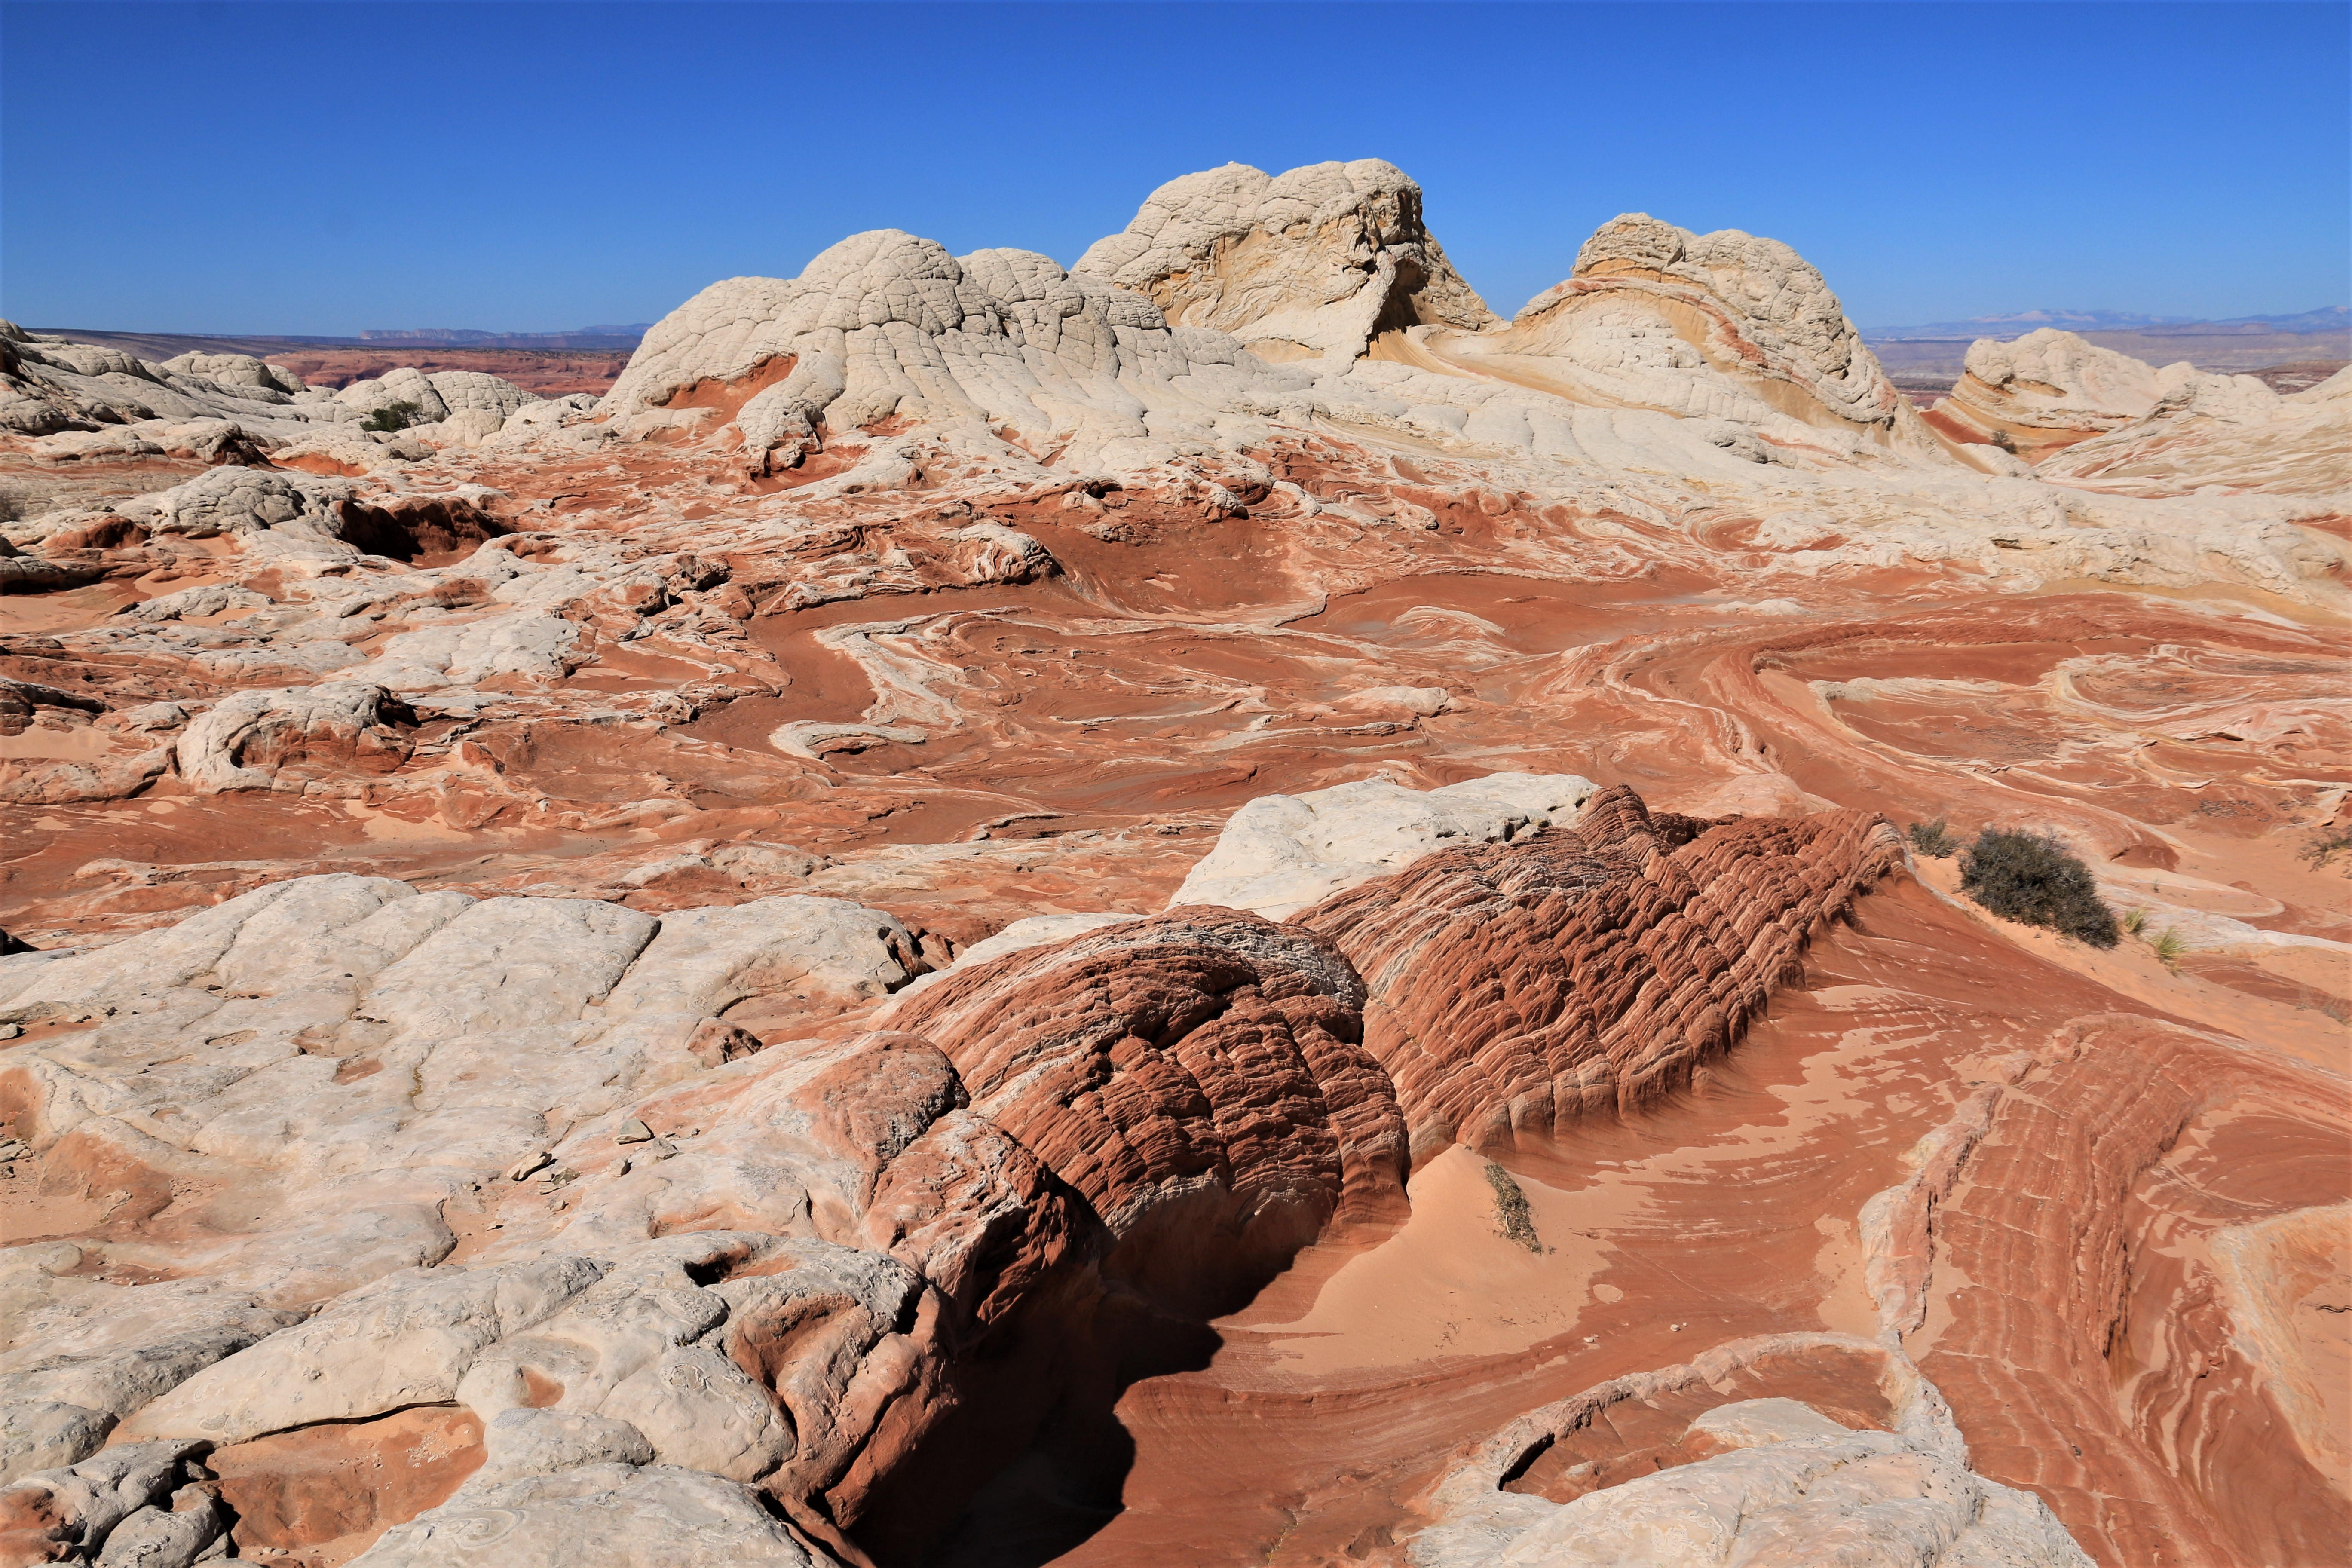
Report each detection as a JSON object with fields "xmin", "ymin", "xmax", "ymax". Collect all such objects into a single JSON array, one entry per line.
[{"xmin": 0, "ymin": 782, "xmax": 1894, "ymax": 1566}]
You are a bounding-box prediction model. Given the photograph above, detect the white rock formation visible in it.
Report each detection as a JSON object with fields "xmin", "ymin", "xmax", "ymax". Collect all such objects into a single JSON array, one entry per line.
[
  {"xmin": 1413, "ymin": 1403, "xmax": 2091, "ymax": 1567},
  {"xmin": 0, "ymin": 159, "xmax": 2340, "ymax": 1568},
  {"xmin": 597, "ymin": 227, "xmax": 1305, "ymax": 477},
  {"xmin": 0, "ymin": 873, "xmax": 925, "ymax": 1491},
  {"xmin": 557, "ymin": 162, "xmax": 2347, "ymax": 604},
  {"xmin": 1406, "ymin": 1335, "xmax": 2093, "ymax": 1568},
  {"xmin": 1933, "ymin": 326, "xmax": 2279, "ymax": 445},
  {"xmin": 173, "ymin": 681, "xmax": 408, "ymax": 793},
  {"xmin": 156, "ymin": 351, "xmax": 306, "ymax": 399},
  {"xmin": 358, "ymin": 1462, "xmax": 821, "ymax": 1566},
  {"xmin": 2032, "ymin": 360, "xmax": 2351, "ymax": 496},
  {"xmin": 1170, "ymin": 772, "xmax": 1599, "ymax": 919},
  {"xmin": 0, "ymin": 319, "xmax": 540, "ymax": 444},
  {"xmin": 1073, "ymin": 159, "xmax": 1497, "ymax": 364},
  {"xmin": 1418, "ymin": 211, "xmax": 1936, "ymax": 456}
]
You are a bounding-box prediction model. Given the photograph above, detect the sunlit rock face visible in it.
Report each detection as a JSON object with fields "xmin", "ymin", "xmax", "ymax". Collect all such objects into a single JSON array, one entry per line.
[{"xmin": 0, "ymin": 156, "xmax": 2343, "ymax": 1568}]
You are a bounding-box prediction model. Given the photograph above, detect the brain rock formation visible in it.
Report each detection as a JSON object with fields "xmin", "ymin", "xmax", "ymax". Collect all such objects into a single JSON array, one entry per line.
[{"xmin": 0, "ymin": 154, "xmax": 2344, "ymax": 1568}]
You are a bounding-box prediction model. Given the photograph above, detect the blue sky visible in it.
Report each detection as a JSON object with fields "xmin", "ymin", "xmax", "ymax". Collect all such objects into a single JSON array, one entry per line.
[{"xmin": 3, "ymin": 2, "xmax": 2345, "ymax": 334}]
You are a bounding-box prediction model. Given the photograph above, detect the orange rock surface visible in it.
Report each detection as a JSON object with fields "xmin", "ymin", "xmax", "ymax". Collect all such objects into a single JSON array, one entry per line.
[{"xmin": 0, "ymin": 159, "xmax": 2343, "ymax": 1568}]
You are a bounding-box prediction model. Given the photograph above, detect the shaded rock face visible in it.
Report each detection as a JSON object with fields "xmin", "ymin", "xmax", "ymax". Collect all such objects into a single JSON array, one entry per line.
[{"xmin": 0, "ymin": 156, "xmax": 2346, "ymax": 1568}]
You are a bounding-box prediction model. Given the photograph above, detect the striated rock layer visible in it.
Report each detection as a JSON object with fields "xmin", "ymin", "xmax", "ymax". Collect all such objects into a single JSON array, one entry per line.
[
  {"xmin": 0, "ymin": 154, "xmax": 2344, "ymax": 1568},
  {"xmin": 1301, "ymin": 787, "xmax": 1901, "ymax": 1162},
  {"xmin": 0, "ymin": 779, "xmax": 1905, "ymax": 1566}
]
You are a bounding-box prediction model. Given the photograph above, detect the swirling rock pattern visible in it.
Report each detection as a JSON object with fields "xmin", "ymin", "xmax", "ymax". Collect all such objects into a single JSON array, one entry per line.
[
  {"xmin": 0, "ymin": 153, "xmax": 2343, "ymax": 1568},
  {"xmin": 0, "ymin": 781, "xmax": 1900, "ymax": 1565}
]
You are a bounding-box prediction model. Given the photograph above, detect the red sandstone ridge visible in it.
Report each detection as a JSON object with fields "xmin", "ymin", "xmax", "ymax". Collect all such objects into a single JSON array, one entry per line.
[
  {"xmin": 1299, "ymin": 787, "xmax": 1901, "ymax": 1161},
  {"xmin": 0, "ymin": 156, "xmax": 2343, "ymax": 1568}
]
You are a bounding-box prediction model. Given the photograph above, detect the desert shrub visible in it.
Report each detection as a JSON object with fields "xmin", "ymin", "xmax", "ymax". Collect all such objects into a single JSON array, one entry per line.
[
  {"xmin": 1960, "ymin": 828, "xmax": 2119, "ymax": 948},
  {"xmin": 361, "ymin": 400, "xmax": 422, "ymax": 433},
  {"xmin": 1908, "ymin": 818, "xmax": 1958, "ymax": 858},
  {"xmin": 1989, "ymin": 429, "xmax": 2018, "ymax": 453},
  {"xmin": 1484, "ymin": 1161, "xmax": 1540, "ymax": 1253},
  {"xmin": 2119, "ymin": 906, "xmax": 2149, "ymax": 937},
  {"xmin": 2149, "ymin": 927, "xmax": 2188, "ymax": 969},
  {"xmin": 2299, "ymin": 827, "xmax": 2352, "ymax": 875}
]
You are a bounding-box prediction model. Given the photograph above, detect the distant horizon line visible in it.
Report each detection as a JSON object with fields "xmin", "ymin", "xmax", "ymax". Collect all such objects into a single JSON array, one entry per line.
[{"xmin": 20, "ymin": 302, "xmax": 2350, "ymax": 352}]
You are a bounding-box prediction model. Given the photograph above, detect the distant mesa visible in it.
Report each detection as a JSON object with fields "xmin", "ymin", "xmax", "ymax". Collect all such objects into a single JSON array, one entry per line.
[
  {"xmin": 1865, "ymin": 305, "xmax": 2347, "ymax": 341},
  {"xmin": 1865, "ymin": 305, "xmax": 2347, "ymax": 384},
  {"xmin": 358, "ymin": 325, "xmax": 653, "ymax": 349}
]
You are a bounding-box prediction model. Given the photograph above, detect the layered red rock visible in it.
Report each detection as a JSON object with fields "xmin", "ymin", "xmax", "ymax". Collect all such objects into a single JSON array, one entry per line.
[
  {"xmin": 885, "ymin": 910, "xmax": 1395, "ymax": 1312},
  {"xmin": 1299, "ymin": 786, "xmax": 1901, "ymax": 1161},
  {"xmin": 0, "ymin": 155, "xmax": 2344, "ymax": 1568},
  {"xmin": 1897, "ymin": 1015, "xmax": 2352, "ymax": 1568}
]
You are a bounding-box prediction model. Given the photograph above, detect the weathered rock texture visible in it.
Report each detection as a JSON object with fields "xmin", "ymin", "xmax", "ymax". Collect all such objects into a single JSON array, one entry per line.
[
  {"xmin": 1921, "ymin": 326, "xmax": 2352, "ymax": 496},
  {"xmin": 1420, "ymin": 211, "xmax": 1940, "ymax": 456},
  {"xmin": 0, "ymin": 156, "xmax": 2344, "ymax": 1568},
  {"xmin": 1, "ymin": 320, "xmax": 542, "ymax": 454},
  {"xmin": 1073, "ymin": 159, "xmax": 1498, "ymax": 364},
  {"xmin": 1167, "ymin": 771, "xmax": 1597, "ymax": 919},
  {"xmin": 0, "ymin": 778, "xmax": 1905, "ymax": 1565},
  {"xmin": 1408, "ymin": 1338, "xmax": 2092, "ymax": 1568},
  {"xmin": 1300, "ymin": 787, "xmax": 1902, "ymax": 1163}
]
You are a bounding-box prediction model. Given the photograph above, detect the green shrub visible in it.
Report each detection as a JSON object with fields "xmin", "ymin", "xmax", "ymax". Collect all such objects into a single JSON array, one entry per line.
[
  {"xmin": 361, "ymin": 399, "xmax": 423, "ymax": 433},
  {"xmin": 1908, "ymin": 818, "xmax": 1959, "ymax": 858},
  {"xmin": 1484, "ymin": 1161, "xmax": 1540, "ymax": 1253},
  {"xmin": 1960, "ymin": 827, "xmax": 2119, "ymax": 948},
  {"xmin": 2120, "ymin": 906, "xmax": 2149, "ymax": 937},
  {"xmin": 2149, "ymin": 927, "xmax": 2188, "ymax": 969},
  {"xmin": 1990, "ymin": 429, "xmax": 2018, "ymax": 453}
]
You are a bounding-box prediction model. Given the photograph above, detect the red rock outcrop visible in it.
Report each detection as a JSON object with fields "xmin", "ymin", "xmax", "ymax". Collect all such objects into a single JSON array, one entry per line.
[
  {"xmin": 1895, "ymin": 1015, "xmax": 2352, "ymax": 1568},
  {"xmin": 0, "ymin": 156, "xmax": 2343, "ymax": 1568},
  {"xmin": 1299, "ymin": 786, "xmax": 1902, "ymax": 1161},
  {"xmin": 885, "ymin": 910, "xmax": 1393, "ymax": 1314}
]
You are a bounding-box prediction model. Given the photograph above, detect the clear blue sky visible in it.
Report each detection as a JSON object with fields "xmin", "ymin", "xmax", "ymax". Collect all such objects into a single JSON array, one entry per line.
[{"xmin": 3, "ymin": 2, "xmax": 2345, "ymax": 334}]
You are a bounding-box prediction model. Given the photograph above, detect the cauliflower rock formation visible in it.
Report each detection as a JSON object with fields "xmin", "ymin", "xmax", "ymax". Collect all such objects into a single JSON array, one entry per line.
[
  {"xmin": 598, "ymin": 228, "xmax": 1299, "ymax": 478},
  {"xmin": 0, "ymin": 154, "xmax": 2344, "ymax": 1568},
  {"xmin": 1072, "ymin": 158, "xmax": 1498, "ymax": 364}
]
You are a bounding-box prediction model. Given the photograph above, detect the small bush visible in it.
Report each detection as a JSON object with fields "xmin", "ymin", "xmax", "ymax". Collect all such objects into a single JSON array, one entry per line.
[
  {"xmin": 2149, "ymin": 928, "xmax": 2188, "ymax": 969},
  {"xmin": 2120, "ymin": 906, "xmax": 2149, "ymax": 937},
  {"xmin": 1484, "ymin": 1161, "xmax": 1540, "ymax": 1253},
  {"xmin": 1989, "ymin": 429, "xmax": 2018, "ymax": 453},
  {"xmin": 1908, "ymin": 818, "xmax": 1959, "ymax": 858},
  {"xmin": 1960, "ymin": 827, "xmax": 2119, "ymax": 948},
  {"xmin": 361, "ymin": 399, "xmax": 423, "ymax": 433},
  {"xmin": 2299, "ymin": 827, "xmax": 2352, "ymax": 875}
]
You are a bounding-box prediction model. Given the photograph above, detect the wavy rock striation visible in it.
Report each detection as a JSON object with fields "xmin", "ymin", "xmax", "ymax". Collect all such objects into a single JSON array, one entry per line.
[
  {"xmin": 0, "ymin": 152, "xmax": 2343, "ymax": 1568},
  {"xmin": 0, "ymin": 779, "xmax": 1903, "ymax": 1565},
  {"xmin": 1300, "ymin": 786, "xmax": 1902, "ymax": 1163}
]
